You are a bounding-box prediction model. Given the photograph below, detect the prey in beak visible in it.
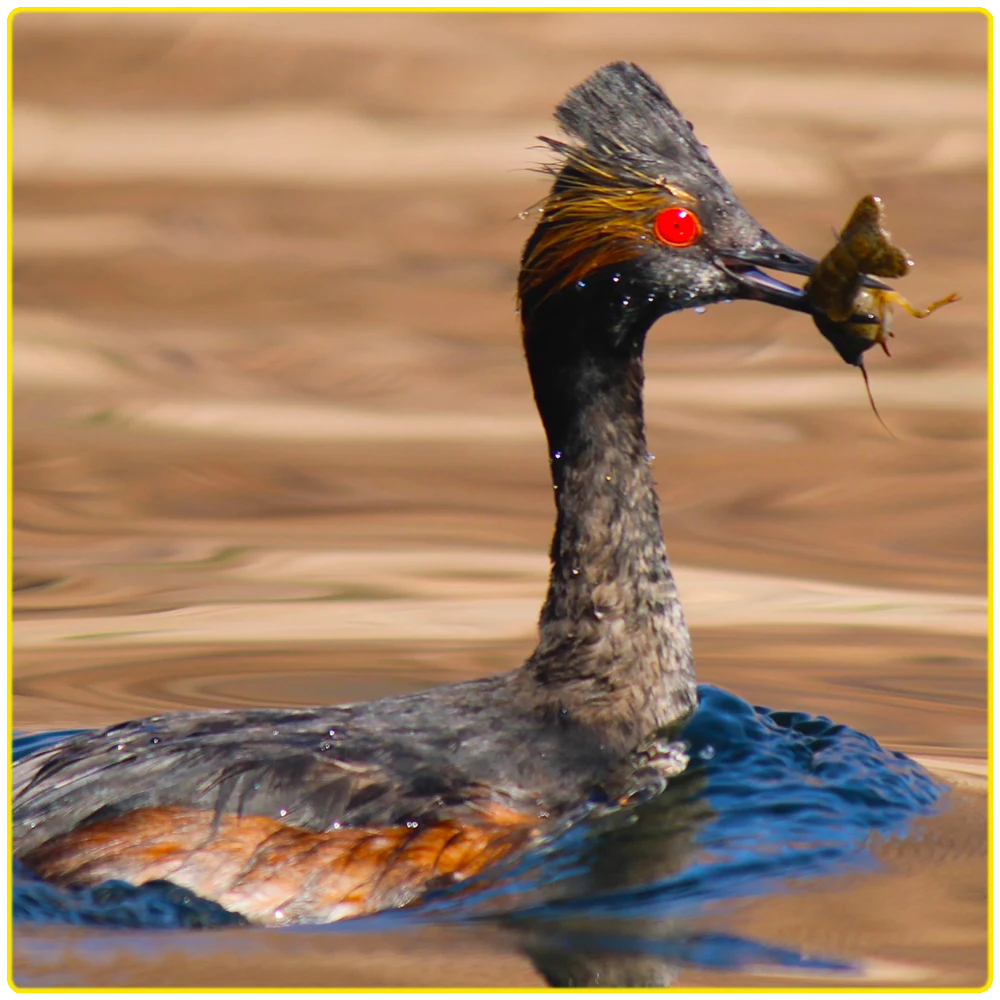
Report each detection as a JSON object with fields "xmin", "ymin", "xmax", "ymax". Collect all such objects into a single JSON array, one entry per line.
[
  {"xmin": 802, "ymin": 195, "xmax": 958, "ymax": 367},
  {"xmin": 717, "ymin": 243, "xmax": 891, "ymax": 317},
  {"xmin": 519, "ymin": 62, "xmax": 956, "ymax": 376}
]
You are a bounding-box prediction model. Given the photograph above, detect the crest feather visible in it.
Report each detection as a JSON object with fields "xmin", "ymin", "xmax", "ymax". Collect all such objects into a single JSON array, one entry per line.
[{"xmin": 554, "ymin": 62, "xmax": 728, "ymax": 192}]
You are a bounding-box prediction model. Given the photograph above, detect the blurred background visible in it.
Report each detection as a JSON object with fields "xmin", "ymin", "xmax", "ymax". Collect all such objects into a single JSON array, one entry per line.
[{"xmin": 11, "ymin": 10, "xmax": 987, "ymax": 988}]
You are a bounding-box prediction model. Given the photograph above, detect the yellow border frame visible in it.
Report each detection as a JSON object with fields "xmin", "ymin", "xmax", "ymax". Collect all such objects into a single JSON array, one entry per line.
[{"xmin": 4, "ymin": 4, "xmax": 996, "ymax": 995}]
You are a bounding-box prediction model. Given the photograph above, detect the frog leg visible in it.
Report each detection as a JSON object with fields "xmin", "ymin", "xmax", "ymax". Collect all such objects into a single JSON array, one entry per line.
[{"xmin": 881, "ymin": 290, "xmax": 959, "ymax": 319}]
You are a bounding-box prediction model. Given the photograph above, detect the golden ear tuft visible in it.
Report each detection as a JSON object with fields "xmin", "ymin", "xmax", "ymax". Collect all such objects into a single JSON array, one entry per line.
[{"xmin": 520, "ymin": 145, "xmax": 696, "ymax": 301}]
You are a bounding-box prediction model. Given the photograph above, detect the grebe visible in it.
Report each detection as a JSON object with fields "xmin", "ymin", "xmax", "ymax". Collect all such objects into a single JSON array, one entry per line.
[{"xmin": 13, "ymin": 62, "xmax": 860, "ymax": 926}]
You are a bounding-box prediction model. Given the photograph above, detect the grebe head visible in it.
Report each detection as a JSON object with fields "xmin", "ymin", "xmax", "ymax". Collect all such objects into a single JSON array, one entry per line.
[{"xmin": 518, "ymin": 61, "xmax": 821, "ymax": 343}]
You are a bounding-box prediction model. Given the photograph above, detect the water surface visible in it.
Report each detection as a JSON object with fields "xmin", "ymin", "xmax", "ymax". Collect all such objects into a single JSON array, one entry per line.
[{"xmin": 11, "ymin": 9, "xmax": 988, "ymax": 988}]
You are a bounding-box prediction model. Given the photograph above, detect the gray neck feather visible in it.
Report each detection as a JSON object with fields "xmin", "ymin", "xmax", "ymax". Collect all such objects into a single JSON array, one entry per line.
[{"xmin": 522, "ymin": 351, "xmax": 697, "ymax": 748}]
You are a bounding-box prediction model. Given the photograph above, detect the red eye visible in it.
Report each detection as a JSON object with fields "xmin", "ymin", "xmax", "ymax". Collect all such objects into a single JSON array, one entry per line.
[{"xmin": 654, "ymin": 207, "xmax": 702, "ymax": 247}]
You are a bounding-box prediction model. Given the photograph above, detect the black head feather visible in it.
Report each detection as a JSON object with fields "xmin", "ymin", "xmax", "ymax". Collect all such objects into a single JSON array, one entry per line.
[
  {"xmin": 553, "ymin": 61, "xmax": 733, "ymax": 198},
  {"xmin": 520, "ymin": 62, "xmax": 815, "ymax": 328}
]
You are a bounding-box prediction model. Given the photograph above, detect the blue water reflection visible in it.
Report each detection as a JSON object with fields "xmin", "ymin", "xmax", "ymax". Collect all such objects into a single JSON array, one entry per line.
[{"xmin": 12, "ymin": 685, "xmax": 944, "ymax": 979}]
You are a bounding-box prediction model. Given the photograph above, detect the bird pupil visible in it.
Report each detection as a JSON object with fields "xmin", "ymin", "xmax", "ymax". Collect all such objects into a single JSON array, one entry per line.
[{"xmin": 654, "ymin": 207, "xmax": 701, "ymax": 247}]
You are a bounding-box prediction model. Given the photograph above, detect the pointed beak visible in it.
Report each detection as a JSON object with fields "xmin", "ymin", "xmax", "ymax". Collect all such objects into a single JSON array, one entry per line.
[{"xmin": 717, "ymin": 242, "xmax": 892, "ymax": 314}]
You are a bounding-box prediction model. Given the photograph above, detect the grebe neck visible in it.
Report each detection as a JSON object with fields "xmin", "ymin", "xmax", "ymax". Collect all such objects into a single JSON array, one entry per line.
[{"xmin": 518, "ymin": 287, "xmax": 697, "ymax": 750}]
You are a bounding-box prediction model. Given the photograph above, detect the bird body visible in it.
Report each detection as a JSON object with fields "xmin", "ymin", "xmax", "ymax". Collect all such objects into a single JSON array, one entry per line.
[{"xmin": 14, "ymin": 63, "xmax": 832, "ymax": 926}]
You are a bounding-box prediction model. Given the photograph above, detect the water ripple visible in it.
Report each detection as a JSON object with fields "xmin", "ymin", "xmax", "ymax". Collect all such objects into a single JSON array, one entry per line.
[{"xmin": 12, "ymin": 685, "xmax": 943, "ymax": 976}]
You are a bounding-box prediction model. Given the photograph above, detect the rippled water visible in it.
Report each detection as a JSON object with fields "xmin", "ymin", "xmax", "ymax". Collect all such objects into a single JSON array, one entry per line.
[
  {"xmin": 12, "ymin": 686, "xmax": 946, "ymax": 985},
  {"xmin": 12, "ymin": 9, "xmax": 987, "ymax": 990}
]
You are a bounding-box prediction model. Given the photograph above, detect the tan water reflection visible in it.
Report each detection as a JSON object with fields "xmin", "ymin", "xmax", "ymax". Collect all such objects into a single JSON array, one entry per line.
[{"xmin": 12, "ymin": 9, "xmax": 987, "ymax": 988}]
